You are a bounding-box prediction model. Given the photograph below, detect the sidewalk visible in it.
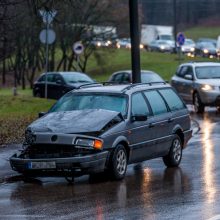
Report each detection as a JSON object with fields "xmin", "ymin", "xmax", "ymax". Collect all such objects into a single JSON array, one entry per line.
[{"xmin": 0, "ymin": 144, "xmax": 21, "ymax": 182}]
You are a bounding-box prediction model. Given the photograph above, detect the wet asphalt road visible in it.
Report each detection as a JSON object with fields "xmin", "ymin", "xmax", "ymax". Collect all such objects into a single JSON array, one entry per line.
[{"xmin": 0, "ymin": 106, "xmax": 220, "ymax": 220}]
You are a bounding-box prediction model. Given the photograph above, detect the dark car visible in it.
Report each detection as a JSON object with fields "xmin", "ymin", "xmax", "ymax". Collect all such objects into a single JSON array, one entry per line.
[
  {"xmin": 108, "ymin": 70, "xmax": 165, "ymax": 84},
  {"xmin": 171, "ymin": 62, "xmax": 220, "ymax": 113},
  {"xmin": 33, "ymin": 71, "xmax": 95, "ymax": 99},
  {"xmin": 10, "ymin": 83, "xmax": 192, "ymax": 182},
  {"xmin": 197, "ymin": 38, "xmax": 217, "ymax": 47},
  {"xmin": 195, "ymin": 42, "xmax": 217, "ymax": 58},
  {"xmin": 148, "ymin": 40, "xmax": 174, "ymax": 53}
]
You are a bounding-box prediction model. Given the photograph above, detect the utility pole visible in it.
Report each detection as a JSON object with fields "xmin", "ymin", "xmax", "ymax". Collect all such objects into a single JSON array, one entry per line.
[
  {"xmin": 173, "ymin": 0, "xmax": 177, "ymax": 52},
  {"xmin": 129, "ymin": 0, "xmax": 141, "ymax": 83}
]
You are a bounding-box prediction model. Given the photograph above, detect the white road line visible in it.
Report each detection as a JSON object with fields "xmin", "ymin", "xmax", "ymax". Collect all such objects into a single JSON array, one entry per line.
[{"xmin": 207, "ymin": 215, "xmax": 220, "ymax": 220}]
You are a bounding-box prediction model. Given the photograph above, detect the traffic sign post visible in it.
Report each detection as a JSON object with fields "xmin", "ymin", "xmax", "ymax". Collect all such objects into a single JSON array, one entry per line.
[
  {"xmin": 39, "ymin": 10, "xmax": 57, "ymax": 99},
  {"xmin": 73, "ymin": 42, "xmax": 84, "ymax": 71},
  {"xmin": 177, "ymin": 32, "xmax": 185, "ymax": 63}
]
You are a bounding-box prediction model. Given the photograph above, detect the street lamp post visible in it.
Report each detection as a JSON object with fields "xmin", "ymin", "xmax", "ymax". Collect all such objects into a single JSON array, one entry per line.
[{"xmin": 129, "ymin": 0, "xmax": 141, "ymax": 83}]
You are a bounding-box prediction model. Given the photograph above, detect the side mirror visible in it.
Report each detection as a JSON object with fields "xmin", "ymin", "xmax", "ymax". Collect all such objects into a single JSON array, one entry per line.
[
  {"xmin": 131, "ymin": 115, "xmax": 148, "ymax": 122},
  {"xmin": 38, "ymin": 112, "xmax": 46, "ymax": 118},
  {"xmin": 184, "ymin": 74, "xmax": 193, "ymax": 80},
  {"xmin": 56, "ymin": 79, "xmax": 63, "ymax": 84}
]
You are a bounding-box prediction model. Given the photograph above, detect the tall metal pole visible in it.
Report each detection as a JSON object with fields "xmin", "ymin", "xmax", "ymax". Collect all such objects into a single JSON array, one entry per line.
[
  {"xmin": 45, "ymin": 13, "xmax": 49, "ymax": 99},
  {"xmin": 129, "ymin": 0, "xmax": 141, "ymax": 83},
  {"xmin": 173, "ymin": 0, "xmax": 177, "ymax": 52}
]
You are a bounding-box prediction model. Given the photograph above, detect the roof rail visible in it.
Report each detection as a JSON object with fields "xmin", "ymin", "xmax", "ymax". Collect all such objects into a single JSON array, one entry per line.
[
  {"xmin": 78, "ymin": 82, "xmax": 103, "ymax": 89},
  {"xmin": 121, "ymin": 81, "xmax": 167, "ymax": 92},
  {"xmin": 102, "ymin": 81, "xmax": 130, "ymax": 86}
]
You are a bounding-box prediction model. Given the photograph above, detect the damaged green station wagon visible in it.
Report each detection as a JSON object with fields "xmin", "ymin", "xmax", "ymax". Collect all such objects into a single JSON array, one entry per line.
[{"xmin": 10, "ymin": 83, "xmax": 192, "ymax": 182}]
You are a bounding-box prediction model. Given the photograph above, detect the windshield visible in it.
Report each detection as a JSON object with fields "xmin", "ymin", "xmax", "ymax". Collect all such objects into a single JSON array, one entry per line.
[
  {"xmin": 195, "ymin": 66, "xmax": 220, "ymax": 79},
  {"xmin": 185, "ymin": 39, "xmax": 194, "ymax": 45},
  {"xmin": 200, "ymin": 43, "xmax": 216, "ymax": 49},
  {"xmin": 49, "ymin": 93, "xmax": 128, "ymax": 116},
  {"xmin": 62, "ymin": 73, "xmax": 93, "ymax": 83},
  {"xmin": 160, "ymin": 35, "xmax": 173, "ymax": 41},
  {"xmin": 158, "ymin": 41, "xmax": 169, "ymax": 45},
  {"xmin": 141, "ymin": 72, "xmax": 164, "ymax": 83}
]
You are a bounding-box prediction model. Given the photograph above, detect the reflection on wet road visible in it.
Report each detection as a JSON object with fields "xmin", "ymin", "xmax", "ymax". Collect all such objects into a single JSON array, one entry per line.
[{"xmin": 0, "ymin": 107, "xmax": 220, "ymax": 220}]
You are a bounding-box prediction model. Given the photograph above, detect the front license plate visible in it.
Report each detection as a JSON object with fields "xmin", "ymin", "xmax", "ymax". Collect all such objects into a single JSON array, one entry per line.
[{"xmin": 28, "ymin": 161, "xmax": 56, "ymax": 169}]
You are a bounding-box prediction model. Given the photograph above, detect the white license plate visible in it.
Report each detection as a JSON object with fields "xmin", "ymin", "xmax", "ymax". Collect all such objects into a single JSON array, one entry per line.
[{"xmin": 28, "ymin": 161, "xmax": 56, "ymax": 169}]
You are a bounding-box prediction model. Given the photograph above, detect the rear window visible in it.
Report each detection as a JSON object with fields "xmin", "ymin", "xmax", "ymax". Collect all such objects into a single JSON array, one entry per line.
[{"xmin": 159, "ymin": 88, "xmax": 185, "ymax": 111}]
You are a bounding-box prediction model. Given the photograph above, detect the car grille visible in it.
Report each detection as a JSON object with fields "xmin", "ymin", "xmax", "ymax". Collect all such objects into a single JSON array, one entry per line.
[{"xmin": 23, "ymin": 144, "xmax": 94, "ymax": 159}]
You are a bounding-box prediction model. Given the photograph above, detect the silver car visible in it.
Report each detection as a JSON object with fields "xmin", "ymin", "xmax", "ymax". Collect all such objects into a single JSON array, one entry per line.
[{"xmin": 171, "ymin": 62, "xmax": 220, "ymax": 113}]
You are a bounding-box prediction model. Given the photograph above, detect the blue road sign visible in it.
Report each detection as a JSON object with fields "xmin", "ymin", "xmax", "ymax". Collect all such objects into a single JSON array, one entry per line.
[{"xmin": 177, "ymin": 32, "xmax": 185, "ymax": 46}]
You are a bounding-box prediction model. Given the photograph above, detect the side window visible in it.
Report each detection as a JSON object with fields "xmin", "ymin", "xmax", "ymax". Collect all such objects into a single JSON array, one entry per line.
[
  {"xmin": 159, "ymin": 88, "xmax": 185, "ymax": 111},
  {"xmin": 54, "ymin": 74, "xmax": 63, "ymax": 83},
  {"xmin": 112, "ymin": 73, "xmax": 123, "ymax": 82},
  {"xmin": 143, "ymin": 90, "xmax": 168, "ymax": 115},
  {"xmin": 46, "ymin": 74, "xmax": 55, "ymax": 83},
  {"xmin": 122, "ymin": 73, "xmax": 131, "ymax": 83},
  {"xmin": 131, "ymin": 93, "xmax": 150, "ymax": 116},
  {"xmin": 38, "ymin": 75, "xmax": 45, "ymax": 82},
  {"xmin": 176, "ymin": 66, "xmax": 188, "ymax": 78}
]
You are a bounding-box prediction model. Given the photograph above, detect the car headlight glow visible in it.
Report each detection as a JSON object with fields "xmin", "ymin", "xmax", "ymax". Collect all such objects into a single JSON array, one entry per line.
[
  {"xmin": 140, "ymin": 44, "xmax": 144, "ymax": 49},
  {"xmin": 75, "ymin": 138, "xmax": 103, "ymax": 150},
  {"xmin": 203, "ymin": 49, "xmax": 209, "ymax": 54},
  {"xmin": 190, "ymin": 47, "xmax": 195, "ymax": 52},
  {"xmin": 201, "ymin": 84, "xmax": 214, "ymax": 91},
  {"xmin": 160, "ymin": 46, "xmax": 165, "ymax": 50}
]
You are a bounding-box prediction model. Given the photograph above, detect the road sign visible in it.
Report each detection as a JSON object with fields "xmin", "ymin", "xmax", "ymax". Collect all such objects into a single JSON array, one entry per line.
[
  {"xmin": 177, "ymin": 32, "xmax": 185, "ymax": 46},
  {"xmin": 39, "ymin": 29, "xmax": 56, "ymax": 44},
  {"xmin": 39, "ymin": 10, "xmax": 57, "ymax": 24},
  {"xmin": 73, "ymin": 42, "xmax": 84, "ymax": 55}
]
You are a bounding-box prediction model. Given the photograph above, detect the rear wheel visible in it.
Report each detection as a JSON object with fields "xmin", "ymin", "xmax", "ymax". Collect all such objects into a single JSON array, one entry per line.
[
  {"xmin": 194, "ymin": 92, "xmax": 205, "ymax": 113},
  {"xmin": 163, "ymin": 135, "xmax": 182, "ymax": 167},
  {"xmin": 109, "ymin": 145, "xmax": 127, "ymax": 180}
]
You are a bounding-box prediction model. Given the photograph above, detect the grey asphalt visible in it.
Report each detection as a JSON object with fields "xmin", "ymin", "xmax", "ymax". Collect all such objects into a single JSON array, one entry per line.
[{"xmin": 0, "ymin": 106, "xmax": 220, "ymax": 220}]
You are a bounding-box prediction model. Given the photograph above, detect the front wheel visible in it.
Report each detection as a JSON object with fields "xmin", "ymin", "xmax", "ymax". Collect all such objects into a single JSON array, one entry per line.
[
  {"xmin": 163, "ymin": 135, "xmax": 182, "ymax": 167},
  {"xmin": 109, "ymin": 145, "xmax": 127, "ymax": 180},
  {"xmin": 194, "ymin": 92, "xmax": 205, "ymax": 113}
]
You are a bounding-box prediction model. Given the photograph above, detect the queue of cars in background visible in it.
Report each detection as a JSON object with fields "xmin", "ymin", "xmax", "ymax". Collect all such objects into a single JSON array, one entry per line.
[
  {"xmin": 33, "ymin": 72, "xmax": 95, "ymax": 99},
  {"xmin": 11, "ymin": 82, "xmax": 192, "ymax": 182},
  {"xmin": 171, "ymin": 62, "xmax": 220, "ymax": 113}
]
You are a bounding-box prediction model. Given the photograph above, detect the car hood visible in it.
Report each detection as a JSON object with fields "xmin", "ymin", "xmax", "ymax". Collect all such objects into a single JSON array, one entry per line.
[
  {"xmin": 196, "ymin": 79, "xmax": 220, "ymax": 86},
  {"xmin": 28, "ymin": 109, "xmax": 122, "ymax": 134}
]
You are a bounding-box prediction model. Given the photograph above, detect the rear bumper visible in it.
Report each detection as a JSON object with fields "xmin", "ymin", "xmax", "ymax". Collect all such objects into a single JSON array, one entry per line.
[{"xmin": 10, "ymin": 151, "xmax": 109, "ymax": 177}]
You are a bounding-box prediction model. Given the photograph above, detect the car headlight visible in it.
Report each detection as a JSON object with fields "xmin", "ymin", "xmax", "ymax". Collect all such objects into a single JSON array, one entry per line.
[
  {"xmin": 201, "ymin": 84, "xmax": 215, "ymax": 91},
  {"xmin": 190, "ymin": 47, "xmax": 195, "ymax": 52},
  {"xmin": 160, "ymin": 46, "xmax": 165, "ymax": 50},
  {"xmin": 75, "ymin": 138, "xmax": 103, "ymax": 150},
  {"xmin": 140, "ymin": 44, "xmax": 144, "ymax": 49},
  {"xmin": 203, "ymin": 49, "xmax": 209, "ymax": 54}
]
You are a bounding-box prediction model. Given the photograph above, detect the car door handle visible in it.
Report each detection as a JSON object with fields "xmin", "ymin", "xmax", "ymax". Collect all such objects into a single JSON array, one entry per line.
[
  {"xmin": 168, "ymin": 118, "xmax": 174, "ymax": 123},
  {"xmin": 149, "ymin": 123, "xmax": 155, "ymax": 128}
]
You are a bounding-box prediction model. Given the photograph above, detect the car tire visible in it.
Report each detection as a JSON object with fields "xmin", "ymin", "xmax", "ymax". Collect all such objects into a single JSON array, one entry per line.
[
  {"xmin": 109, "ymin": 145, "xmax": 127, "ymax": 180},
  {"xmin": 163, "ymin": 135, "xmax": 182, "ymax": 167},
  {"xmin": 194, "ymin": 92, "xmax": 204, "ymax": 113}
]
